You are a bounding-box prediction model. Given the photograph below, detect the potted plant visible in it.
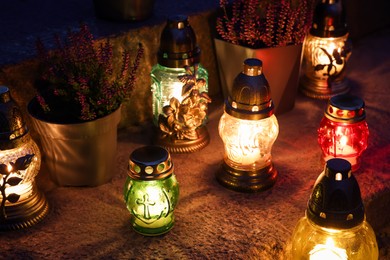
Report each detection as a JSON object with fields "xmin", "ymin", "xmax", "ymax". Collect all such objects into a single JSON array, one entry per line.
[
  {"xmin": 28, "ymin": 24, "xmax": 143, "ymax": 186},
  {"xmin": 215, "ymin": 0, "xmax": 314, "ymax": 114}
]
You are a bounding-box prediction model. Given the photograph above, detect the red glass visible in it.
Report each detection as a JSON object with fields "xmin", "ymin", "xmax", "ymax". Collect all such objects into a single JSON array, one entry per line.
[{"xmin": 318, "ymin": 117, "xmax": 369, "ymax": 171}]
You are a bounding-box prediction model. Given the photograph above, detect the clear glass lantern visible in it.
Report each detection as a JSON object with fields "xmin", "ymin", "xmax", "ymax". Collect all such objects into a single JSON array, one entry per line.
[
  {"xmin": 0, "ymin": 86, "xmax": 48, "ymax": 230},
  {"xmin": 151, "ymin": 15, "xmax": 210, "ymax": 153},
  {"xmin": 124, "ymin": 145, "xmax": 179, "ymax": 236},
  {"xmin": 300, "ymin": 0, "xmax": 352, "ymax": 99},
  {"xmin": 288, "ymin": 158, "xmax": 378, "ymax": 259},
  {"xmin": 318, "ymin": 94, "xmax": 369, "ymax": 172},
  {"xmin": 217, "ymin": 58, "xmax": 279, "ymax": 192}
]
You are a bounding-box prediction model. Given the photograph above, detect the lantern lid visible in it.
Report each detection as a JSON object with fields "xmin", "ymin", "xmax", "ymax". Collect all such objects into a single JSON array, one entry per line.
[
  {"xmin": 157, "ymin": 15, "xmax": 201, "ymax": 68},
  {"xmin": 0, "ymin": 86, "xmax": 30, "ymax": 150},
  {"xmin": 307, "ymin": 158, "xmax": 365, "ymax": 229},
  {"xmin": 128, "ymin": 145, "xmax": 174, "ymax": 180},
  {"xmin": 310, "ymin": 0, "xmax": 348, "ymax": 38},
  {"xmin": 225, "ymin": 58, "xmax": 274, "ymax": 120},
  {"xmin": 325, "ymin": 94, "xmax": 366, "ymax": 123}
]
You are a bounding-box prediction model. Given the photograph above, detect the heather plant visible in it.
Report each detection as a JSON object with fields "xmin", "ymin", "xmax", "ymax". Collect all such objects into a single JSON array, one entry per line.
[
  {"xmin": 216, "ymin": 0, "xmax": 315, "ymax": 48},
  {"xmin": 34, "ymin": 24, "xmax": 143, "ymax": 122}
]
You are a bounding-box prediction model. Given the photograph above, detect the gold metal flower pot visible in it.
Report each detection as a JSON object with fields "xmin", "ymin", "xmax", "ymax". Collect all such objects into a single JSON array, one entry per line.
[{"xmin": 28, "ymin": 102, "xmax": 121, "ymax": 187}]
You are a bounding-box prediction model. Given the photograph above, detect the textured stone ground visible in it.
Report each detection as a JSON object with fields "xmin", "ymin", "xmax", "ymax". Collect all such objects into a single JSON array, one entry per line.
[
  {"xmin": 0, "ymin": 29, "xmax": 389, "ymax": 259},
  {"xmin": 0, "ymin": 0, "xmax": 389, "ymax": 258}
]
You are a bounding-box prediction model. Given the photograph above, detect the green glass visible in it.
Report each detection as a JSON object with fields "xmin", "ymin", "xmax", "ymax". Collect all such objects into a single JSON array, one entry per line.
[
  {"xmin": 124, "ymin": 174, "xmax": 179, "ymax": 236},
  {"xmin": 151, "ymin": 63, "xmax": 209, "ymax": 126}
]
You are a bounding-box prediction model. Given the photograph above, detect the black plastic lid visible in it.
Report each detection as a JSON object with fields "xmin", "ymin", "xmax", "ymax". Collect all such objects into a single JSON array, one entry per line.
[
  {"xmin": 310, "ymin": 0, "xmax": 348, "ymax": 37},
  {"xmin": 157, "ymin": 15, "xmax": 201, "ymax": 68},
  {"xmin": 225, "ymin": 58, "xmax": 274, "ymax": 120},
  {"xmin": 307, "ymin": 158, "xmax": 365, "ymax": 229}
]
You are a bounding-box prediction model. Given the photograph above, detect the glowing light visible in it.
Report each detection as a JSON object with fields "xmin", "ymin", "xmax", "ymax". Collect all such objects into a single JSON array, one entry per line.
[
  {"xmin": 299, "ymin": 0, "xmax": 352, "ymax": 98},
  {"xmin": 0, "ymin": 86, "xmax": 48, "ymax": 230},
  {"xmin": 124, "ymin": 146, "xmax": 179, "ymax": 236},
  {"xmin": 303, "ymin": 35, "xmax": 349, "ymax": 83},
  {"xmin": 289, "ymin": 159, "xmax": 379, "ymax": 259},
  {"xmin": 216, "ymin": 58, "xmax": 278, "ymax": 192},
  {"xmin": 219, "ymin": 112, "xmax": 278, "ymax": 170},
  {"xmin": 318, "ymin": 95, "xmax": 369, "ymax": 172},
  {"xmin": 309, "ymin": 237, "xmax": 347, "ymax": 260}
]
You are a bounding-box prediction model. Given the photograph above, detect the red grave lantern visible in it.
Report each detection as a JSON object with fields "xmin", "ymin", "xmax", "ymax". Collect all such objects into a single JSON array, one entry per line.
[{"xmin": 318, "ymin": 94, "xmax": 369, "ymax": 171}]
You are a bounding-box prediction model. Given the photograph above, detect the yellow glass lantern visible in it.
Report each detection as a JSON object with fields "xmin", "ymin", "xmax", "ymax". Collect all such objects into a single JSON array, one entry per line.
[
  {"xmin": 217, "ymin": 58, "xmax": 279, "ymax": 192},
  {"xmin": 289, "ymin": 158, "xmax": 378, "ymax": 259},
  {"xmin": 300, "ymin": 0, "xmax": 352, "ymax": 99},
  {"xmin": 0, "ymin": 86, "xmax": 48, "ymax": 230}
]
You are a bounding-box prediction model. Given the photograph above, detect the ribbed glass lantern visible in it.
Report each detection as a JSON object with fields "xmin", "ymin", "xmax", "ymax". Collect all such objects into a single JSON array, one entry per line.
[
  {"xmin": 0, "ymin": 86, "xmax": 48, "ymax": 230},
  {"xmin": 289, "ymin": 159, "xmax": 378, "ymax": 259},
  {"xmin": 151, "ymin": 15, "xmax": 210, "ymax": 153},
  {"xmin": 318, "ymin": 94, "xmax": 369, "ymax": 172},
  {"xmin": 124, "ymin": 145, "xmax": 179, "ymax": 236},
  {"xmin": 300, "ymin": 0, "xmax": 352, "ymax": 99},
  {"xmin": 217, "ymin": 58, "xmax": 279, "ymax": 192}
]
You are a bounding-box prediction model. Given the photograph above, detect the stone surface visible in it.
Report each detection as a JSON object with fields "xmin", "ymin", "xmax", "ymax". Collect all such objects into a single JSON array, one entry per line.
[
  {"xmin": 0, "ymin": 29, "xmax": 389, "ymax": 259},
  {"xmin": 0, "ymin": 0, "xmax": 389, "ymax": 258}
]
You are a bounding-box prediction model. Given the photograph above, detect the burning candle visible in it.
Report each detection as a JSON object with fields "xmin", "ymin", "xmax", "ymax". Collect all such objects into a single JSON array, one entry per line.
[
  {"xmin": 288, "ymin": 159, "xmax": 378, "ymax": 259},
  {"xmin": 0, "ymin": 86, "xmax": 48, "ymax": 231},
  {"xmin": 124, "ymin": 145, "xmax": 179, "ymax": 236},
  {"xmin": 300, "ymin": 0, "xmax": 352, "ymax": 99},
  {"xmin": 318, "ymin": 94, "xmax": 369, "ymax": 171},
  {"xmin": 217, "ymin": 58, "xmax": 278, "ymax": 192}
]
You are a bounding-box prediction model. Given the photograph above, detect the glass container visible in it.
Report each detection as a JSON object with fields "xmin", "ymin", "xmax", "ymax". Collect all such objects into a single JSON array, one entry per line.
[
  {"xmin": 217, "ymin": 58, "xmax": 278, "ymax": 192},
  {"xmin": 151, "ymin": 15, "xmax": 210, "ymax": 153},
  {"xmin": 289, "ymin": 158, "xmax": 378, "ymax": 259},
  {"xmin": 318, "ymin": 94, "xmax": 369, "ymax": 171},
  {"xmin": 124, "ymin": 145, "xmax": 179, "ymax": 236},
  {"xmin": 300, "ymin": 0, "xmax": 352, "ymax": 99},
  {"xmin": 0, "ymin": 86, "xmax": 48, "ymax": 230}
]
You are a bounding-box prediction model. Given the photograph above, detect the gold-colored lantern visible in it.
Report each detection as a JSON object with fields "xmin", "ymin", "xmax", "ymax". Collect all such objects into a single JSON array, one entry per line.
[
  {"xmin": 300, "ymin": 0, "xmax": 352, "ymax": 99},
  {"xmin": 217, "ymin": 58, "xmax": 279, "ymax": 192},
  {"xmin": 0, "ymin": 86, "xmax": 48, "ymax": 230}
]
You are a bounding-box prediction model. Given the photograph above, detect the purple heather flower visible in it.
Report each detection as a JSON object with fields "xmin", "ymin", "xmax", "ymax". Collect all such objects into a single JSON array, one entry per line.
[
  {"xmin": 218, "ymin": 0, "xmax": 314, "ymax": 48},
  {"xmin": 34, "ymin": 24, "xmax": 143, "ymax": 121},
  {"xmin": 36, "ymin": 95, "xmax": 50, "ymax": 112}
]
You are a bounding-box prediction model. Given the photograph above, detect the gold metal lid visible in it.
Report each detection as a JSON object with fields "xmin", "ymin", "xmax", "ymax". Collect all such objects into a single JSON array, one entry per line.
[
  {"xmin": 127, "ymin": 146, "xmax": 174, "ymax": 180},
  {"xmin": 324, "ymin": 94, "xmax": 366, "ymax": 123}
]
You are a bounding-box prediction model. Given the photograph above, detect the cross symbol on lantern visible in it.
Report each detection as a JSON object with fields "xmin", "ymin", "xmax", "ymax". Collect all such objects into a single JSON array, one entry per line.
[{"xmin": 136, "ymin": 194, "xmax": 156, "ymax": 220}]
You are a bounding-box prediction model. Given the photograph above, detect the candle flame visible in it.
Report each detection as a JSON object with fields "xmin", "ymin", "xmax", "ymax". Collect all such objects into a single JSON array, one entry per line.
[
  {"xmin": 309, "ymin": 237, "xmax": 348, "ymax": 260},
  {"xmin": 339, "ymin": 135, "xmax": 348, "ymax": 147}
]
